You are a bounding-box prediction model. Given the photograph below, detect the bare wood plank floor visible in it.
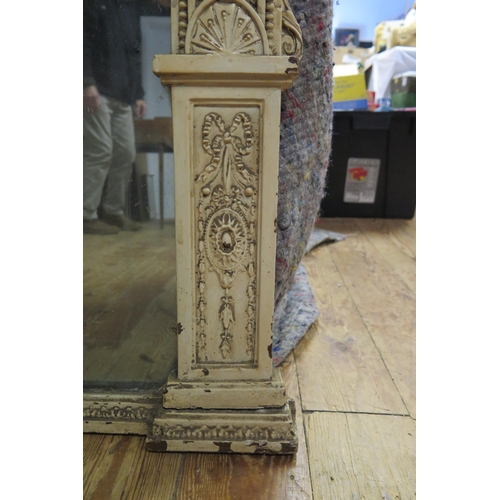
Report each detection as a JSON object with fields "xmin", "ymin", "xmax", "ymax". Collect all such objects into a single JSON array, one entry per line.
[{"xmin": 84, "ymin": 217, "xmax": 416, "ymax": 499}]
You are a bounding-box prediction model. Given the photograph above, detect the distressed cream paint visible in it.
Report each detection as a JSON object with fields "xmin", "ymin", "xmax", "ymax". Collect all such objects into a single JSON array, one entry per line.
[{"xmin": 84, "ymin": 0, "xmax": 302, "ymax": 454}]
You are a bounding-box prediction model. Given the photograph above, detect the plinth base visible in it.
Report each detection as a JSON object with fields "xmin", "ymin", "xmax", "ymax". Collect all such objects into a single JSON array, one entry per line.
[
  {"xmin": 163, "ymin": 368, "xmax": 287, "ymax": 409},
  {"xmin": 146, "ymin": 399, "xmax": 297, "ymax": 454}
]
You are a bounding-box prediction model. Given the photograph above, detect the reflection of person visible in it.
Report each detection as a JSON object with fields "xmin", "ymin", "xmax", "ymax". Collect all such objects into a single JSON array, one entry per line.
[{"xmin": 83, "ymin": 0, "xmax": 146, "ymax": 234}]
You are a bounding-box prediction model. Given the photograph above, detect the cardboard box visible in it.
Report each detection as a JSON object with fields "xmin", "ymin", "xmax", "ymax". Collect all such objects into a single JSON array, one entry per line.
[
  {"xmin": 391, "ymin": 72, "xmax": 416, "ymax": 108},
  {"xmin": 333, "ymin": 64, "xmax": 368, "ymax": 110},
  {"xmin": 333, "ymin": 46, "xmax": 372, "ymax": 73}
]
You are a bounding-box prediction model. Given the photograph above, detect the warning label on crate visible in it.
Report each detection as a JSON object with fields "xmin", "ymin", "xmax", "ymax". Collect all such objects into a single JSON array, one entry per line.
[{"xmin": 343, "ymin": 158, "xmax": 381, "ymax": 204}]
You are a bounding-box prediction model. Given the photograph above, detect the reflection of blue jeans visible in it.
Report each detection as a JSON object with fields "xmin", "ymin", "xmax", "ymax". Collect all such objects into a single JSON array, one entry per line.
[{"xmin": 83, "ymin": 95, "xmax": 136, "ymax": 220}]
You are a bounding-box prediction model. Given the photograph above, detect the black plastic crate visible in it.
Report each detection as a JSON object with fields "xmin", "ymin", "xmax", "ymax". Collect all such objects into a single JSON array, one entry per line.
[{"xmin": 320, "ymin": 111, "xmax": 416, "ymax": 219}]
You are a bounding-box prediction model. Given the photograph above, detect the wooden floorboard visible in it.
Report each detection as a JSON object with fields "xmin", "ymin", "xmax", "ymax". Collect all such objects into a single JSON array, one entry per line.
[
  {"xmin": 305, "ymin": 412, "xmax": 416, "ymax": 500},
  {"xmin": 318, "ymin": 219, "xmax": 416, "ymax": 418},
  {"xmin": 83, "ymin": 217, "xmax": 416, "ymax": 499},
  {"xmin": 297, "ymin": 244, "xmax": 408, "ymax": 415},
  {"xmin": 174, "ymin": 451, "xmax": 305, "ymax": 500},
  {"xmin": 83, "ymin": 434, "xmax": 183, "ymax": 500},
  {"xmin": 353, "ymin": 218, "xmax": 416, "ymax": 294}
]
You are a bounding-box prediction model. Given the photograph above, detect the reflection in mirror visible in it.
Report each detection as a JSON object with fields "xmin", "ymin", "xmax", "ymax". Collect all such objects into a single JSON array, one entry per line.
[{"xmin": 83, "ymin": 0, "xmax": 177, "ymax": 391}]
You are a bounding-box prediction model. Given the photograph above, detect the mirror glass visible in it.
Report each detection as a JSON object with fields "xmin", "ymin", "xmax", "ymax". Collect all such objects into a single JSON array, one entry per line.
[{"xmin": 83, "ymin": 1, "xmax": 177, "ymax": 391}]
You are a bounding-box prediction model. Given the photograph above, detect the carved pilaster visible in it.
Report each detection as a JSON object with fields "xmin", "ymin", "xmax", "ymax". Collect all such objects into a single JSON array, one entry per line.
[{"xmin": 149, "ymin": 0, "xmax": 302, "ymax": 454}]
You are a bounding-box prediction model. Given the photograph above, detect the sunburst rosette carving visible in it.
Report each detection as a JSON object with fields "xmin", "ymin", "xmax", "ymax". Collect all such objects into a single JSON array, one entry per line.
[{"xmin": 207, "ymin": 208, "xmax": 248, "ymax": 272}]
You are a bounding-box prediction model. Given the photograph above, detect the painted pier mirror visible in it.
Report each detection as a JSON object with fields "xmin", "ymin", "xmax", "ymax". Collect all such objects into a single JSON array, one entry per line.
[{"xmin": 83, "ymin": 0, "xmax": 303, "ymax": 455}]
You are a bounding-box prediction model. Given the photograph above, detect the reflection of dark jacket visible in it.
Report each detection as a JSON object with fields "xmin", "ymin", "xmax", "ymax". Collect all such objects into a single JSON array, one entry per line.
[{"xmin": 83, "ymin": 0, "xmax": 144, "ymax": 105}]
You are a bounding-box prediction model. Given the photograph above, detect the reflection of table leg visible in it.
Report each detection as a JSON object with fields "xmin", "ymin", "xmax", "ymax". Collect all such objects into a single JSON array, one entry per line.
[{"xmin": 158, "ymin": 145, "xmax": 164, "ymax": 229}]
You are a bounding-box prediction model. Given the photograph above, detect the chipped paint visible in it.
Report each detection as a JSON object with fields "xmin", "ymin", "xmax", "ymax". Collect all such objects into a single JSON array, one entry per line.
[
  {"xmin": 146, "ymin": 440, "xmax": 168, "ymax": 452},
  {"xmin": 214, "ymin": 441, "xmax": 233, "ymax": 453},
  {"xmin": 280, "ymin": 442, "xmax": 297, "ymax": 454}
]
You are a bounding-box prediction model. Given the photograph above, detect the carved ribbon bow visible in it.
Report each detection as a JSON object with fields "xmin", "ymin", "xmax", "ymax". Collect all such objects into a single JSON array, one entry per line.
[{"xmin": 199, "ymin": 112, "xmax": 255, "ymax": 193}]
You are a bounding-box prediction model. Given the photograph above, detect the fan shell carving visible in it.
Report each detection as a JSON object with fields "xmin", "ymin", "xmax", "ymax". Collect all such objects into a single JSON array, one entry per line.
[
  {"xmin": 176, "ymin": 1, "xmax": 302, "ymax": 58},
  {"xmin": 188, "ymin": 2, "xmax": 265, "ymax": 55}
]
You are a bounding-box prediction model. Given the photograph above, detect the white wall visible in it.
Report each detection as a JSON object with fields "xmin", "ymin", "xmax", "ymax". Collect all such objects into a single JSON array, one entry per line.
[
  {"xmin": 332, "ymin": 0, "xmax": 412, "ymax": 42},
  {"xmin": 140, "ymin": 16, "xmax": 175, "ymax": 220}
]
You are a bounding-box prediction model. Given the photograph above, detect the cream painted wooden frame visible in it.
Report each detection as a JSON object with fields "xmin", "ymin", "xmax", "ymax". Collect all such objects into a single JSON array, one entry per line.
[{"xmin": 84, "ymin": 0, "xmax": 303, "ymax": 455}]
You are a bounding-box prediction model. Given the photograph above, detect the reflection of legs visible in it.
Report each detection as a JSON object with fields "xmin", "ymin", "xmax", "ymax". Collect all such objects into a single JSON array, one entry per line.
[
  {"xmin": 83, "ymin": 96, "xmax": 113, "ymax": 221},
  {"xmin": 102, "ymin": 98, "xmax": 136, "ymax": 217}
]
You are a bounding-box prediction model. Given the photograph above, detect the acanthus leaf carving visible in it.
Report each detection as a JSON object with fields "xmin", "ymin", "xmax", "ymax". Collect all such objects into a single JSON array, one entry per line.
[{"xmin": 281, "ymin": 0, "xmax": 303, "ymax": 59}]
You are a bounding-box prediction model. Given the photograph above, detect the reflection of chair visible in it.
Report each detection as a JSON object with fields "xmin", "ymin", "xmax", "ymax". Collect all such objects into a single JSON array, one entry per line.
[{"xmin": 134, "ymin": 117, "xmax": 173, "ymax": 228}]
